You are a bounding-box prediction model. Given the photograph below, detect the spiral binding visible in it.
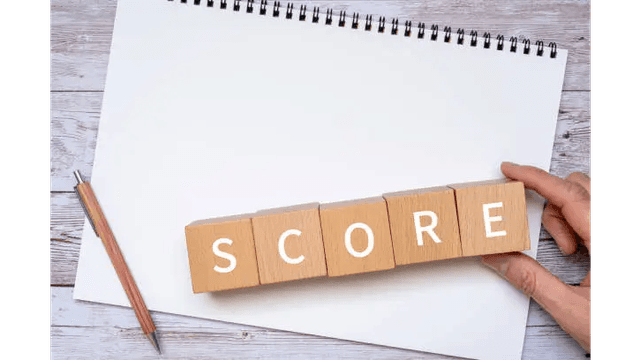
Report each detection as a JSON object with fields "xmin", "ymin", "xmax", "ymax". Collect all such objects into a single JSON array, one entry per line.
[
  {"xmin": 338, "ymin": 11, "xmax": 346, "ymax": 27},
  {"xmin": 497, "ymin": 35, "xmax": 504, "ymax": 51},
  {"xmin": 417, "ymin": 23, "xmax": 425, "ymax": 39},
  {"xmin": 170, "ymin": 0, "xmax": 559, "ymax": 59},
  {"xmin": 457, "ymin": 28, "xmax": 464, "ymax": 45},
  {"xmin": 391, "ymin": 18, "xmax": 399, "ymax": 35}
]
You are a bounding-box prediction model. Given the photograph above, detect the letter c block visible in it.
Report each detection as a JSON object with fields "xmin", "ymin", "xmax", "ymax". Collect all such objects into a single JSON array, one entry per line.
[
  {"xmin": 448, "ymin": 180, "xmax": 530, "ymax": 256},
  {"xmin": 319, "ymin": 197, "xmax": 395, "ymax": 277},
  {"xmin": 185, "ymin": 214, "xmax": 260, "ymax": 293},
  {"xmin": 252, "ymin": 204, "xmax": 328, "ymax": 285}
]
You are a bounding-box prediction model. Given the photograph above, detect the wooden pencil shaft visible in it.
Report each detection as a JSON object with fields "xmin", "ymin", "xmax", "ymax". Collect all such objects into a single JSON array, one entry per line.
[{"xmin": 75, "ymin": 182, "xmax": 156, "ymax": 335}]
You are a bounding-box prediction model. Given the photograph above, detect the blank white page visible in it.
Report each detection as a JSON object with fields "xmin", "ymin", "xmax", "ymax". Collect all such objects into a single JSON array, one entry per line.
[{"xmin": 74, "ymin": 1, "xmax": 567, "ymax": 359}]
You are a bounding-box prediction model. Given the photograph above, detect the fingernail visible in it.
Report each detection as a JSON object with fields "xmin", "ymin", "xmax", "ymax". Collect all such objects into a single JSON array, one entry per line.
[
  {"xmin": 502, "ymin": 161, "xmax": 520, "ymax": 167},
  {"xmin": 481, "ymin": 256, "xmax": 509, "ymax": 277}
]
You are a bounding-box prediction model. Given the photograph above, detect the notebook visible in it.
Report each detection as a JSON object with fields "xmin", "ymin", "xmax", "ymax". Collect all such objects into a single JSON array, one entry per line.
[{"xmin": 74, "ymin": 1, "xmax": 567, "ymax": 359}]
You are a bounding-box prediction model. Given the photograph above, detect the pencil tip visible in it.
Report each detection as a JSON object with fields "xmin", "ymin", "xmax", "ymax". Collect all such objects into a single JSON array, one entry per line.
[{"xmin": 147, "ymin": 331, "xmax": 161, "ymax": 354}]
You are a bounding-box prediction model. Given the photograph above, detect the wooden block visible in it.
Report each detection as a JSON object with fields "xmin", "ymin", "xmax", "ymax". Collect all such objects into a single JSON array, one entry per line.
[
  {"xmin": 383, "ymin": 186, "xmax": 462, "ymax": 266},
  {"xmin": 448, "ymin": 180, "xmax": 530, "ymax": 257},
  {"xmin": 185, "ymin": 214, "xmax": 260, "ymax": 293},
  {"xmin": 319, "ymin": 197, "xmax": 395, "ymax": 277},
  {"xmin": 251, "ymin": 204, "xmax": 327, "ymax": 285}
]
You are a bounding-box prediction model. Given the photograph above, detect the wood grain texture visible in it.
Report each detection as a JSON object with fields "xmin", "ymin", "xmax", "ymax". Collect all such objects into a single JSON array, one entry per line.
[
  {"xmin": 252, "ymin": 205, "xmax": 328, "ymax": 285},
  {"xmin": 384, "ymin": 187, "xmax": 462, "ymax": 265},
  {"xmin": 320, "ymin": 197, "xmax": 395, "ymax": 277},
  {"xmin": 450, "ymin": 180, "xmax": 530, "ymax": 257},
  {"xmin": 75, "ymin": 182, "xmax": 157, "ymax": 335},
  {"xmin": 51, "ymin": 193, "xmax": 591, "ymax": 285},
  {"xmin": 50, "ymin": 319, "xmax": 586, "ymax": 360},
  {"xmin": 50, "ymin": 91, "xmax": 101, "ymax": 191},
  {"xmin": 51, "ymin": 0, "xmax": 590, "ymax": 91},
  {"xmin": 51, "ymin": 0, "xmax": 590, "ymax": 357},
  {"xmin": 185, "ymin": 216, "xmax": 261, "ymax": 292},
  {"xmin": 51, "ymin": 286, "xmax": 586, "ymax": 359}
]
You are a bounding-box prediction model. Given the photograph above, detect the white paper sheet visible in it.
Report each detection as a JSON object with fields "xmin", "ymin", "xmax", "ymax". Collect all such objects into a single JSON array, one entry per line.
[{"xmin": 74, "ymin": 1, "xmax": 567, "ymax": 359}]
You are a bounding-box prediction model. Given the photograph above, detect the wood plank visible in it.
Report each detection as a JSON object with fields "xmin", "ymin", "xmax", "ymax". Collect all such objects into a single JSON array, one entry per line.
[
  {"xmin": 51, "ymin": 0, "xmax": 117, "ymax": 91},
  {"xmin": 49, "ymin": 91, "xmax": 590, "ymax": 191},
  {"xmin": 51, "ymin": 286, "xmax": 585, "ymax": 359},
  {"xmin": 50, "ymin": 325, "xmax": 586, "ymax": 359},
  {"xmin": 49, "ymin": 287, "xmax": 563, "ymax": 329},
  {"xmin": 51, "ymin": 1, "xmax": 590, "ymax": 357},
  {"xmin": 522, "ymin": 326, "xmax": 586, "ymax": 360},
  {"xmin": 51, "ymin": 0, "xmax": 590, "ymax": 91},
  {"xmin": 50, "ymin": 192, "xmax": 83, "ymax": 285},
  {"xmin": 50, "ymin": 91, "xmax": 101, "ymax": 192},
  {"xmin": 51, "ymin": 192, "xmax": 590, "ymax": 286}
]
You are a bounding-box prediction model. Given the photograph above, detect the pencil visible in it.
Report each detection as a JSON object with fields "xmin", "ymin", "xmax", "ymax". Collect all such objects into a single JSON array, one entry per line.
[{"xmin": 73, "ymin": 170, "xmax": 161, "ymax": 354}]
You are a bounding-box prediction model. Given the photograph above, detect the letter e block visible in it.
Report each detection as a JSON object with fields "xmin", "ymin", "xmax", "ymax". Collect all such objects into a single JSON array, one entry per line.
[
  {"xmin": 319, "ymin": 197, "xmax": 395, "ymax": 277},
  {"xmin": 185, "ymin": 214, "xmax": 260, "ymax": 293},
  {"xmin": 449, "ymin": 180, "xmax": 530, "ymax": 256},
  {"xmin": 383, "ymin": 186, "xmax": 462, "ymax": 265},
  {"xmin": 252, "ymin": 204, "xmax": 328, "ymax": 285}
]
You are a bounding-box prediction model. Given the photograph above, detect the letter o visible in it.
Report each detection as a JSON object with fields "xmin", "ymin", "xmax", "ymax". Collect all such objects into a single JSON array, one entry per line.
[{"xmin": 344, "ymin": 222, "xmax": 374, "ymax": 258}]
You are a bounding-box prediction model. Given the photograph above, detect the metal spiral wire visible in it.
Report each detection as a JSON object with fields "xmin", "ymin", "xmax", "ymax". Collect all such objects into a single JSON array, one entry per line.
[{"xmin": 170, "ymin": 0, "xmax": 559, "ymax": 58}]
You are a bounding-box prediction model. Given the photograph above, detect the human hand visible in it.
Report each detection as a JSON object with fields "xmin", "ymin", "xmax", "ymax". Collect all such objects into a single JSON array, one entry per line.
[{"xmin": 481, "ymin": 162, "xmax": 590, "ymax": 352}]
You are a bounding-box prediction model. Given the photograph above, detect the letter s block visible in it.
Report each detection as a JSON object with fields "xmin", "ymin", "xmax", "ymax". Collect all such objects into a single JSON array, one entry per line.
[
  {"xmin": 383, "ymin": 186, "xmax": 462, "ymax": 265},
  {"xmin": 319, "ymin": 197, "xmax": 395, "ymax": 277},
  {"xmin": 185, "ymin": 214, "xmax": 260, "ymax": 293},
  {"xmin": 251, "ymin": 204, "xmax": 327, "ymax": 285},
  {"xmin": 448, "ymin": 180, "xmax": 530, "ymax": 256}
]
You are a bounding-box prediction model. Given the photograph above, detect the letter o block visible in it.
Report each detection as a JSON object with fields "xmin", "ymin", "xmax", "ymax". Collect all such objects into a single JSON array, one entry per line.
[
  {"xmin": 319, "ymin": 197, "xmax": 395, "ymax": 277},
  {"xmin": 252, "ymin": 204, "xmax": 328, "ymax": 285},
  {"xmin": 185, "ymin": 214, "xmax": 260, "ymax": 293},
  {"xmin": 449, "ymin": 180, "xmax": 530, "ymax": 256}
]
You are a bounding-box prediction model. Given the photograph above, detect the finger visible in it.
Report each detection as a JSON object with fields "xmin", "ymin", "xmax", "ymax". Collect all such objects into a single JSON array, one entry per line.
[
  {"xmin": 542, "ymin": 203, "xmax": 578, "ymax": 255},
  {"xmin": 565, "ymin": 172, "xmax": 590, "ymax": 195},
  {"xmin": 481, "ymin": 252, "xmax": 569, "ymax": 309},
  {"xmin": 501, "ymin": 162, "xmax": 590, "ymax": 245},
  {"xmin": 565, "ymin": 286, "xmax": 591, "ymax": 352},
  {"xmin": 481, "ymin": 253, "xmax": 590, "ymax": 350},
  {"xmin": 562, "ymin": 172, "xmax": 591, "ymax": 251},
  {"xmin": 569, "ymin": 285, "xmax": 590, "ymax": 299},
  {"xmin": 580, "ymin": 272, "xmax": 590, "ymax": 287},
  {"xmin": 501, "ymin": 162, "xmax": 584, "ymax": 207}
]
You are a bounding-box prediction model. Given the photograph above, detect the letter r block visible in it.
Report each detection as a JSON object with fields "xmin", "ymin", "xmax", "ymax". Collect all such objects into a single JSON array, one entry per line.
[
  {"xmin": 251, "ymin": 204, "xmax": 328, "ymax": 285},
  {"xmin": 448, "ymin": 180, "xmax": 530, "ymax": 256},
  {"xmin": 185, "ymin": 214, "xmax": 260, "ymax": 293},
  {"xmin": 383, "ymin": 186, "xmax": 462, "ymax": 265},
  {"xmin": 319, "ymin": 197, "xmax": 395, "ymax": 277}
]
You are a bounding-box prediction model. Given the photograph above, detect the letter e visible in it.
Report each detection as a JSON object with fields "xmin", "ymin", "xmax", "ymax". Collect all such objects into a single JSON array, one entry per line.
[{"xmin": 482, "ymin": 202, "xmax": 507, "ymax": 238}]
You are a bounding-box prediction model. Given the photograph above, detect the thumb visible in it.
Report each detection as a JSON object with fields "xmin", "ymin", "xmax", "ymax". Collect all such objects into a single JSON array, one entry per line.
[
  {"xmin": 481, "ymin": 252, "xmax": 573, "ymax": 318},
  {"xmin": 482, "ymin": 252, "xmax": 591, "ymax": 352}
]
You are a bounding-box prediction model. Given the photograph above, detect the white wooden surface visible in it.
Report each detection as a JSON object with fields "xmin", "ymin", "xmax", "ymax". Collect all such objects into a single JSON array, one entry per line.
[{"xmin": 50, "ymin": 0, "xmax": 590, "ymax": 358}]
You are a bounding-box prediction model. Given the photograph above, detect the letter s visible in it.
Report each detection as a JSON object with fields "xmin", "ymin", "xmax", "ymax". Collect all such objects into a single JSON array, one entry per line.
[{"xmin": 212, "ymin": 238, "xmax": 237, "ymax": 273}]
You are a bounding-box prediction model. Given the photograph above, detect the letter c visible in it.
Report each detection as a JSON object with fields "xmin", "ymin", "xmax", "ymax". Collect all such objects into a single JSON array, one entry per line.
[{"xmin": 278, "ymin": 229, "xmax": 305, "ymax": 265}]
